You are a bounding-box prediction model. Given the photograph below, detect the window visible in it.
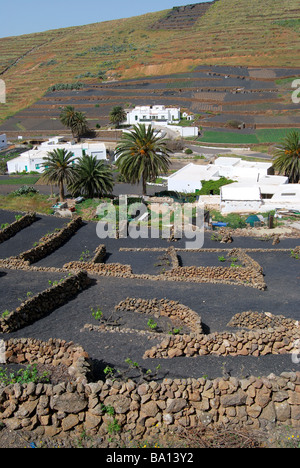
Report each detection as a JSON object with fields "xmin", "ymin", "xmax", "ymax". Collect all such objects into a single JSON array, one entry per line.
[
  {"xmin": 281, "ymin": 193, "xmax": 296, "ymax": 197},
  {"xmin": 35, "ymin": 164, "xmax": 40, "ymax": 170}
]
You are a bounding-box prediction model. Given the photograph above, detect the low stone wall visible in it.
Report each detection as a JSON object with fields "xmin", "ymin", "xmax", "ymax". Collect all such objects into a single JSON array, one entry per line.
[
  {"xmin": 228, "ymin": 310, "xmax": 298, "ymax": 331},
  {"xmin": 144, "ymin": 311, "xmax": 300, "ymax": 359},
  {"xmin": 0, "ymin": 212, "xmax": 36, "ymax": 243},
  {"xmin": 4, "ymin": 338, "xmax": 91, "ymax": 384},
  {"xmin": 91, "ymin": 245, "xmax": 106, "ymax": 263},
  {"xmin": 0, "ymin": 271, "xmax": 92, "ymax": 333},
  {"xmin": 11, "ymin": 216, "xmax": 83, "ymax": 265},
  {"xmin": 63, "ymin": 261, "xmax": 133, "ymax": 277},
  {"xmin": 115, "ymin": 297, "xmax": 203, "ymax": 335},
  {"xmin": 62, "ymin": 248, "xmax": 266, "ymax": 290},
  {"xmin": 1, "ymin": 346, "xmax": 300, "ymax": 438}
]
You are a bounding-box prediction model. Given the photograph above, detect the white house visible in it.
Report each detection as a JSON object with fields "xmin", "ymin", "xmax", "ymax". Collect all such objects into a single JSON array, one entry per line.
[
  {"xmin": 0, "ymin": 134, "xmax": 7, "ymax": 150},
  {"xmin": 167, "ymin": 157, "xmax": 275, "ymax": 193},
  {"xmin": 126, "ymin": 106, "xmax": 181, "ymax": 126},
  {"xmin": 7, "ymin": 137, "xmax": 107, "ymax": 174},
  {"xmin": 166, "ymin": 156, "xmax": 300, "ymax": 213},
  {"xmin": 220, "ymin": 182, "xmax": 300, "ymax": 214}
]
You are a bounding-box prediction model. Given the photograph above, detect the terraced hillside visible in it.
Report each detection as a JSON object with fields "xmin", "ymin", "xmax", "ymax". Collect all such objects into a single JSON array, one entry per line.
[
  {"xmin": 0, "ymin": 0, "xmax": 299, "ymax": 127},
  {"xmin": 1, "ymin": 65, "xmax": 300, "ymax": 139}
]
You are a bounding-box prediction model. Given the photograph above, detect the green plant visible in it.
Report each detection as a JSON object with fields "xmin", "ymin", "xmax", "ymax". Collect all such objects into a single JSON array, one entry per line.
[
  {"xmin": 147, "ymin": 318, "xmax": 158, "ymax": 331},
  {"xmin": 1, "ymin": 310, "xmax": 10, "ymax": 318},
  {"xmin": 103, "ymin": 366, "xmax": 115, "ymax": 379},
  {"xmin": 91, "ymin": 307, "xmax": 103, "ymax": 321},
  {"xmin": 101, "ymin": 404, "xmax": 115, "ymax": 416},
  {"xmin": 168, "ymin": 325, "xmax": 182, "ymax": 335},
  {"xmin": 291, "ymin": 250, "xmax": 299, "ymax": 259},
  {"xmin": 0, "ymin": 223, "xmax": 9, "ymax": 229},
  {"xmin": 12, "ymin": 186, "xmax": 39, "ymax": 196},
  {"xmin": 79, "ymin": 249, "xmax": 91, "ymax": 262},
  {"xmin": 218, "ymin": 255, "xmax": 226, "ymax": 262},
  {"xmin": 107, "ymin": 418, "xmax": 121, "ymax": 435},
  {"xmin": 0, "ymin": 364, "xmax": 49, "ymax": 386}
]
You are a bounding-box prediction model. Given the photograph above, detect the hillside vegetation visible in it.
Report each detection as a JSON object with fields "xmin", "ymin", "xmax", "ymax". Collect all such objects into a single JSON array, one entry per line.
[{"xmin": 0, "ymin": 0, "xmax": 299, "ymax": 124}]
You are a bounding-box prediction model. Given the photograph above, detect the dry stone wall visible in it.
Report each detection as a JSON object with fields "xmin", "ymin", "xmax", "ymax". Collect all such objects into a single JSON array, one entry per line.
[
  {"xmin": 0, "ymin": 271, "xmax": 92, "ymax": 333},
  {"xmin": 0, "ymin": 212, "xmax": 36, "ymax": 243},
  {"xmin": 11, "ymin": 216, "xmax": 83, "ymax": 265},
  {"xmin": 1, "ymin": 339, "xmax": 300, "ymax": 438},
  {"xmin": 63, "ymin": 246, "xmax": 266, "ymax": 290},
  {"xmin": 115, "ymin": 297, "xmax": 203, "ymax": 335},
  {"xmin": 91, "ymin": 244, "xmax": 106, "ymax": 263},
  {"xmin": 144, "ymin": 311, "xmax": 300, "ymax": 359}
]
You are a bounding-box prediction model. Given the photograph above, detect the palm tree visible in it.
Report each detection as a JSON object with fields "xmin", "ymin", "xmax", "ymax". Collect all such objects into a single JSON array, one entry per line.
[
  {"xmin": 72, "ymin": 111, "xmax": 90, "ymax": 142},
  {"xmin": 273, "ymin": 131, "xmax": 300, "ymax": 183},
  {"xmin": 69, "ymin": 155, "xmax": 114, "ymax": 198},
  {"xmin": 42, "ymin": 148, "xmax": 77, "ymax": 201},
  {"xmin": 115, "ymin": 124, "xmax": 171, "ymax": 195},
  {"xmin": 60, "ymin": 106, "xmax": 89, "ymax": 141},
  {"xmin": 109, "ymin": 106, "xmax": 127, "ymax": 128},
  {"xmin": 60, "ymin": 106, "xmax": 77, "ymax": 137}
]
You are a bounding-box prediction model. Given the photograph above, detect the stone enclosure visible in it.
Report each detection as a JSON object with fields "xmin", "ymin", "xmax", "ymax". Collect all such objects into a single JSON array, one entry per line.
[{"xmin": 0, "ymin": 211, "xmax": 300, "ymax": 442}]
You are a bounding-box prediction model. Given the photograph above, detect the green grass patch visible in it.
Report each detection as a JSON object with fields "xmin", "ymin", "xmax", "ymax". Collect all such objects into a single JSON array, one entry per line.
[
  {"xmin": 198, "ymin": 131, "xmax": 259, "ymax": 144},
  {"xmin": 256, "ymin": 128, "xmax": 300, "ymax": 144},
  {"xmin": 198, "ymin": 128, "xmax": 300, "ymax": 145},
  {"xmin": 0, "ymin": 193, "xmax": 54, "ymax": 214},
  {"xmin": 0, "ymin": 176, "xmax": 40, "ymax": 185}
]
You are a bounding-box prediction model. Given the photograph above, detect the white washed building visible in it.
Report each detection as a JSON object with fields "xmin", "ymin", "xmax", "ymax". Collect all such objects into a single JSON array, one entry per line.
[
  {"xmin": 167, "ymin": 158, "xmax": 276, "ymax": 193},
  {"xmin": 166, "ymin": 156, "xmax": 300, "ymax": 213},
  {"xmin": 126, "ymin": 106, "xmax": 181, "ymax": 126},
  {"xmin": 7, "ymin": 137, "xmax": 107, "ymax": 174}
]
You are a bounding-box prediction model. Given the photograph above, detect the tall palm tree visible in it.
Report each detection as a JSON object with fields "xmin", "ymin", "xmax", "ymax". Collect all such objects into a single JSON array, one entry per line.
[
  {"xmin": 273, "ymin": 131, "xmax": 300, "ymax": 183},
  {"xmin": 60, "ymin": 106, "xmax": 89, "ymax": 141},
  {"xmin": 115, "ymin": 124, "xmax": 171, "ymax": 195},
  {"xmin": 42, "ymin": 148, "xmax": 77, "ymax": 201},
  {"xmin": 69, "ymin": 155, "xmax": 114, "ymax": 198},
  {"xmin": 109, "ymin": 106, "xmax": 127, "ymax": 128}
]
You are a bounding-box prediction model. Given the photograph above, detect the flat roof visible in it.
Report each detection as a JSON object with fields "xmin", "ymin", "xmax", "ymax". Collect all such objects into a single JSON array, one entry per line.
[{"xmin": 167, "ymin": 163, "xmax": 219, "ymax": 182}]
